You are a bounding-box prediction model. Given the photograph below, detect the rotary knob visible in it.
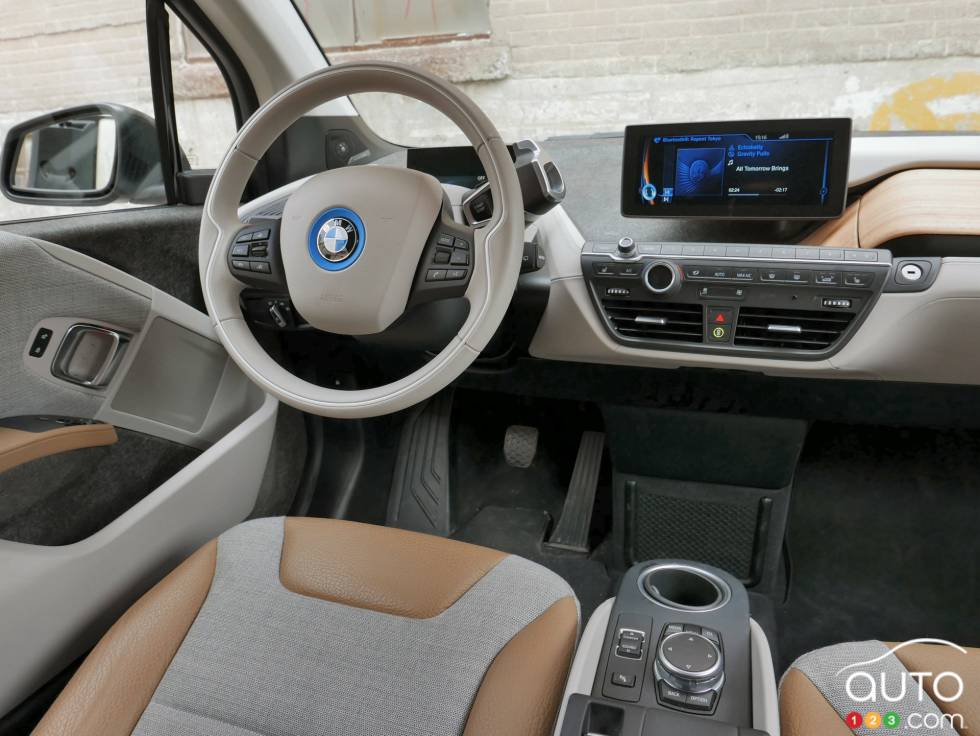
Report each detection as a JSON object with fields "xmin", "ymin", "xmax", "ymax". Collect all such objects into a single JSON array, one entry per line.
[
  {"xmin": 617, "ymin": 236, "xmax": 636, "ymax": 255},
  {"xmin": 656, "ymin": 632, "xmax": 724, "ymax": 692}
]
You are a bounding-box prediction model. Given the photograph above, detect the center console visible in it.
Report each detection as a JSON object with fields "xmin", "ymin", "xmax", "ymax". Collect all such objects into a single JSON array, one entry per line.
[
  {"xmin": 582, "ymin": 240, "xmax": 938, "ymax": 360},
  {"xmin": 557, "ymin": 560, "xmax": 777, "ymax": 736}
]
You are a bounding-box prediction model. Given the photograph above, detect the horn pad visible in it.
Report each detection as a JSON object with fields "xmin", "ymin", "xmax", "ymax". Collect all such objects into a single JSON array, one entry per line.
[{"xmin": 279, "ymin": 165, "xmax": 444, "ymax": 335}]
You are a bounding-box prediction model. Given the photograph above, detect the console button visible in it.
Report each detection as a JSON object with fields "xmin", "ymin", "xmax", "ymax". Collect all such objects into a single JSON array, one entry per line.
[
  {"xmin": 820, "ymin": 248, "xmax": 844, "ymax": 260},
  {"xmin": 782, "ymin": 270, "xmax": 809, "ymax": 284},
  {"xmin": 707, "ymin": 267, "xmax": 733, "ymax": 280},
  {"xmin": 708, "ymin": 324, "xmax": 731, "ymax": 343},
  {"xmin": 684, "ymin": 266, "xmax": 709, "ymax": 279},
  {"xmin": 659, "ymin": 632, "xmax": 722, "ymax": 680},
  {"xmin": 701, "ymin": 628, "xmax": 721, "ymax": 645},
  {"xmin": 686, "ymin": 691, "xmax": 717, "ymax": 711},
  {"xmin": 725, "ymin": 245, "xmax": 749, "ymax": 258},
  {"xmin": 704, "ymin": 245, "xmax": 726, "ymax": 257},
  {"xmin": 593, "ymin": 262, "xmax": 616, "ymax": 276},
  {"xmin": 772, "ymin": 246, "xmax": 797, "ymax": 260},
  {"xmin": 659, "ymin": 682, "xmax": 690, "ymax": 707},
  {"xmin": 707, "ymin": 308, "xmax": 733, "ymax": 326},
  {"xmin": 844, "ymin": 271, "xmax": 875, "ymax": 287},
  {"xmin": 796, "ymin": 247, "xmax": 821, "ymax": 260},
  {"xmin": 749, "ymin": 246, "xmax": 772, "ymax": 258},
  {"xmin": 814, "ymin": 271, "xmax": 841, "ymax": 286},
  {"xmin": 661, "ymin": 244, "xmax": 684, "ymax": 255},
  {"xmin": 611, "ymin": 672, "xmax": 636, "ymax": 688},
  {"xmin": 760, "ymin": 268, "xmax": 782, "ymax": 282},
  {"xmin": 616, "ymin": 629, "xmax": 645, "ymax": 659},
  {"xmin": 683, "ymin": 624, "xmax": 702, "ymax": 634},
  {"xmin": 619, "ymin": 262, "xmax": 643, "ymax": 277},
  {"xmin": 638, "ymin": 243, "xmax": 662, "ymax": 255},
  {"xmin": 664, "ymin": 623, "xmax": 684, "ymax": 637},
  {"xmin": 733, "ymin": 268, "xmax": 756, "ymax": 281},
  {"xmin": 682, "ymin": 244, "xmax": 705, "ymax": 256}
]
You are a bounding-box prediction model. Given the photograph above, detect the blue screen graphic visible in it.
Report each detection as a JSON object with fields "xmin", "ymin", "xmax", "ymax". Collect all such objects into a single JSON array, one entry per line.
[{"xmin": 674, "ymin": 147, "xmax": 725, "ymax": 196}]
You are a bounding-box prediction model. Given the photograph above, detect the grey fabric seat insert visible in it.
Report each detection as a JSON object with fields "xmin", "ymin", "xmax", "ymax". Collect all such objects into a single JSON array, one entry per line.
[{"xmin": 133, "ymin": 517, "xmax": 575, "ymax": 736}]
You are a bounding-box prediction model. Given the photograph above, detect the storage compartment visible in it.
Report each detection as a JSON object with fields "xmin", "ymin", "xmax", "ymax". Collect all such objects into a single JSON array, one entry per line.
[{"xmin": 641, "ymin": 564, "xmax": 730, "ymax": 611}]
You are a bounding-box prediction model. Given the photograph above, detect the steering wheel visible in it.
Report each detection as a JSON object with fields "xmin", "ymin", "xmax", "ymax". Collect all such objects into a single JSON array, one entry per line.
[{"xmin": 199, "ymin": 62, "xmax": 524, "ymax": 418}]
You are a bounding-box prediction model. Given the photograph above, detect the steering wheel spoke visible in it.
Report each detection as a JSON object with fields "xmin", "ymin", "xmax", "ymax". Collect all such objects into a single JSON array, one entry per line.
[
  {"xmin": 226, "ymin": 216, "xmax": 287, "ymax": 292},
  {"xmin": 407, "ymin": 210, "xmax": 476, "ymax": 308}
]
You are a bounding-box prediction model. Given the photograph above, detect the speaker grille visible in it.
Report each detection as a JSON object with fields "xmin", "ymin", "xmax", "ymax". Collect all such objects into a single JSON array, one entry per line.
[{"xmin": 629, "ymin": 488, "xmax": 762, "ymax": 581}]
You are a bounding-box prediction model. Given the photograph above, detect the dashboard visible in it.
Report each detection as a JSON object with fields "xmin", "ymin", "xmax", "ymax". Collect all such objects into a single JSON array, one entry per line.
[{"xmin": 239, "ymin": 118, "xmax": 980, "ymax": 388}]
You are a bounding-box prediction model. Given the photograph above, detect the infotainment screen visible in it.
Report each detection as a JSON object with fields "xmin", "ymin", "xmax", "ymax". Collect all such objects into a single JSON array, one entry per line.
[{"xmin": 621, "ymin": 119, "xmax": 851, "ymax": 219}]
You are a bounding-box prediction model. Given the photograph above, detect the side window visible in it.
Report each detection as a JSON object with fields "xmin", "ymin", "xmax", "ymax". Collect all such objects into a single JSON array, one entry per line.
[
  {"xmin": 0, "ymin": 5, "xmax": 166, "ymax": 222},
  {"xmin": 167, "ymin": 10, "xmax": 237, "ymax": 170}
]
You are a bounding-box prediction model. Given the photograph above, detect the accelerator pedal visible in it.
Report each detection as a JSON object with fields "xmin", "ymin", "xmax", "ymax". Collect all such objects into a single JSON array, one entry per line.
[
  {"xmin": 386, "ymin": 390, "xmax": 454, "ymax": 536},
  {"xmin": 503, "ymin": 424, "xmax": 539, "ymax": 468},
  {"xmin": 545, "ymin": 430, "xmax": 605, "ymax": 553}
]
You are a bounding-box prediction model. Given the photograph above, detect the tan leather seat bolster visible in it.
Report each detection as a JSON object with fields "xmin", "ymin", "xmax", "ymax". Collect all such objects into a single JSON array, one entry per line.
[
  {"xmin": 779, "ymin": 667, "xmax": 853, "ymax": 736},
  {"xmin": 463, "ymin": 596, "xmax": 578, "ymax": 736},
  {"xmin": 32, "ymin": 540, "xmax": 217, "ymax": 736},
  {"xmin": 280, "ymin": 517, "xmax": 506, "ymax": 618},
  {"xmin": 891, "ymin": 642, "xmax": 980, "ymax": 734}
]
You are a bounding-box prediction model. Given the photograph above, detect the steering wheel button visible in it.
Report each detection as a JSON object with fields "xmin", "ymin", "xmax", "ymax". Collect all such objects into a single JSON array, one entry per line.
[
  {"xmin": 436, "ymin": 232, "xmax": 454, "ymax": 247},
  {"xmin": 446, "ymin": 269, "xmax": 467, "ymax": 281},
  {"xmin": 231, "ymin": 244, "xmax": 249, "ymax": 257},
  {"xmin": 453, "ymin": 237, "xmax": 470, "ymax": 251},
  {"xmin": 232, "ymin": 260, "xmax": 250, "ymax": 271},
  {"xmin": 450, "ymin": 251, "xmax": 469, "ymax": 266},
  {"xmin": 235, "ymin": 232, "xmax": 253, "ymax": 243},
  {"xmin": 250, "ymin": 262, "xmax": 271, "ymax": 274},
  {"xmin": 434, "ymin": 250, "xmax": 451, "ymax": 264},
  {"xmin": 426, "ymin": 269, "xmax": 447, "ymax": 282}
]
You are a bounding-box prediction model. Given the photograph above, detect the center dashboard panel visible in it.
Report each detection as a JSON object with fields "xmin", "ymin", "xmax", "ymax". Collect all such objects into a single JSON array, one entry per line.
[{"xmin": 581, "ymin": 240, "xmax": 902, "ymax": 360}]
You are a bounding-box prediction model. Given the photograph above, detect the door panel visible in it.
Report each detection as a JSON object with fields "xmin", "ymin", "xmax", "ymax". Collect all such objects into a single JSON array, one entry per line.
[{"xmin": 0, "ymin": 224, "xmax": 278, "ymax": 717}]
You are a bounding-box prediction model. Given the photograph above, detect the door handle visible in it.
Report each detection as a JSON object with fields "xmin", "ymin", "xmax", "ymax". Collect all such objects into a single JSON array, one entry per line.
[{"xmin": 51, "ymin": 324, "xmax": 130, "ymax": 388}]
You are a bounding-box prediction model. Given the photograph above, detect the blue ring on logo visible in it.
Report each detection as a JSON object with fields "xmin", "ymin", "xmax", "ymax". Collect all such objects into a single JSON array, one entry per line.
[{"xmin": 308, "ymin": 207, "xmax": 365, "ymax": 271}]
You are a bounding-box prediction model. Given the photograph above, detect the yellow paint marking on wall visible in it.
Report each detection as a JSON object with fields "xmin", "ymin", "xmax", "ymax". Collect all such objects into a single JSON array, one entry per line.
[{"xmin": 871, "ymin": 72, "xmax": 980, "ymax": 132}]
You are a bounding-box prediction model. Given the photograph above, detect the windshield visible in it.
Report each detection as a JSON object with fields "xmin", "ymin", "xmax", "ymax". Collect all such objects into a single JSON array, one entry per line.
[{"xmin": 294, "ymin": 1, "xmax": 980, "ymax": 146}]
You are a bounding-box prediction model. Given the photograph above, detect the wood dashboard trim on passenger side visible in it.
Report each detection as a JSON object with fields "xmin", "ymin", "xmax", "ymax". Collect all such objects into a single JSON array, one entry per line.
[
  {"xmin": 804, "ymin": 169, "xmax": 980, "ymax": 250},
  {"xmin": 0, "ymin": 423, "xmax": 118, "ymax": 474}
]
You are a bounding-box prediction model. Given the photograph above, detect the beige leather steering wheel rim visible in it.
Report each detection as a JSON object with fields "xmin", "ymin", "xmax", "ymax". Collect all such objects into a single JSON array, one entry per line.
[{"xmin": 199, "ymin": 62, "xmax": 524, "ymax": 418}]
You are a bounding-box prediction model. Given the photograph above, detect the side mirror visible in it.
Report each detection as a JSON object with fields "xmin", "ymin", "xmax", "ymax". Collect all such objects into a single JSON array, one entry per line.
[{"xmin": 1, "ymin": 104, "xmax": 164, "ymax": 206}]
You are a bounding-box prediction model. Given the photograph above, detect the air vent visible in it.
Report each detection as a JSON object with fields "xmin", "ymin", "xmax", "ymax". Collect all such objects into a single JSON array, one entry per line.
[
  {"xmin": 734, "ymin": 306, "xmax": 854, "ymax": 351},
  {"xmin": 602, "ymin": 299, "xmax": 704, "ymax": 343}
]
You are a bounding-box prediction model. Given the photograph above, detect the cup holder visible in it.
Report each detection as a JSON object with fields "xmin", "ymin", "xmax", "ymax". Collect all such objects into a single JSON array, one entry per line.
[{"xmin": 640, "ymin": 564, "xmax": 731, "ymax": 612}]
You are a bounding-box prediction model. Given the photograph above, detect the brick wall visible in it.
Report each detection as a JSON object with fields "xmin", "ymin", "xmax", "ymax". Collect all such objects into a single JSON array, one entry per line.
[{"xmin": 0, "ymin": 0, "xmax": 978, "ymax": 219}]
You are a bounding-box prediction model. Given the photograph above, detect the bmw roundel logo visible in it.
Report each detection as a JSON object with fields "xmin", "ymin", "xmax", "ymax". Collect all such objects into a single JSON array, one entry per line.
[
  {"xmin": 317, "ymin": 219, "xmax": 356, "ymax": 262},
  {"xmin": 308, "ymin": 207, "xmax": 365, "ymax": 271}
]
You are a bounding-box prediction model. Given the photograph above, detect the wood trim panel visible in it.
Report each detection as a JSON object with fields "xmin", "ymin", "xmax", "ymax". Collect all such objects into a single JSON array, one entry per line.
[
  {"xmin": 0, "ymin": 423, "xmax": 117, "ymax": 474},
  {"xmin": 804, "ymin": 169, "xmax": 980, "ymax": 250}
]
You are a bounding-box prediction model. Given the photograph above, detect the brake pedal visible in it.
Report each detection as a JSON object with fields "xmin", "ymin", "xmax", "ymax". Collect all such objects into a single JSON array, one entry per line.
[
  {"xmin": 504, "ymin": 425, "xmax": 538, "ymax": 468},
  {"xmin": 546, "ymin": 431, "xmax": 605, "ymax": 553}
]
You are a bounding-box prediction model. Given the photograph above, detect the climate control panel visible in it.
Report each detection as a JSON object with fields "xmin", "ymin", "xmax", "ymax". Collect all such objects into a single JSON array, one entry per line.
[{"xmin": 582, "ymin": 240, "xmax": 910, "ymax": 359}]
